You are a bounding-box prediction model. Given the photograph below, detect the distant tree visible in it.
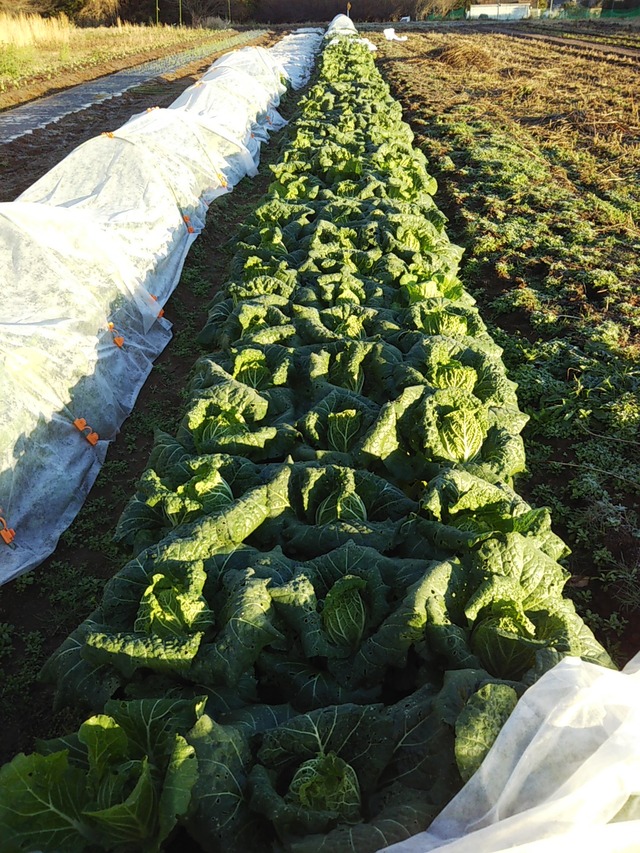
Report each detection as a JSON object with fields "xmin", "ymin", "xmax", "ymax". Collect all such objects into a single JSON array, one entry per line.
[
  {"xmin": 75, "ymin": 0, "xmax": 120, "ymax": 23},
  {"xmin": 0, "ymin": 0, "xmax": 63, "ymax": 13},
  {"xmin": 414, "ymin": 0, "xmax": 464, "ymax": 17},
  {"xmin": 181, "ymin": 0, "xmax": 227, "ymax": 23}
]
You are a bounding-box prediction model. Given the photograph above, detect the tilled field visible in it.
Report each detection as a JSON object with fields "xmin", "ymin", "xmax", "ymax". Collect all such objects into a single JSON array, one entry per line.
[
  {"xmin": 513, "ymin": 19, "xmax": 640, "ymax": 51},
  {"xmin": 0, "ymin": 28, "xmax": 619, "ymax": 848},
  {"xmin": 374, "ymin": 28, "xmax": 640, "ymax": 662},
  {"xmin": 0, "ymin": 25, "xmax": 637, "ymax": 851}
]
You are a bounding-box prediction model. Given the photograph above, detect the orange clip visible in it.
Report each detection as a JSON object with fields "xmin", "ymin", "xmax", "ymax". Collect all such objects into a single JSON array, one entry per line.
[
  {"xmin": 151, "ymin": 295, "xmax": 165, "ymax": 318},
  {"xmin": 73, "ymin": 417, "xmax": 99, "ymax": 446},
  {"xmin": 0, "ymin": 516, "xmax": 15, "ymax": 546},
  {"xmin": 146, "ymin": 106, "xmax": 159, "ymax": 112},
  {"xmin": 107, "ymin": 322, "xmax": 124, "ymax": 348},
  {"xmin": 102, "ymin": 131, "xmax": 115, "ymax": 138}
]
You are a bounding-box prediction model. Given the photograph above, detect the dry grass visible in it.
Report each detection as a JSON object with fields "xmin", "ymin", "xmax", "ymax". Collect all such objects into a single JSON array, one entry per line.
[
  {"xmin": 396, "ymin": 30, "xmax": 639, "ymax": 204},
  {"xmin": 0, "ymin": 13, "xmax": 239, "ymax": 93},
  {"xmin": 430, "ymin": 41, "xmax": 498, "ymax": 70},
  {"xmin": 0, "ymin": 12, "xmax": 73, "ymax": 47}
]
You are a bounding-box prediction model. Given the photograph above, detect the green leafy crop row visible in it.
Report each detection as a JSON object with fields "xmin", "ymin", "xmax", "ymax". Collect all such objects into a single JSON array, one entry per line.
[{"xmin": 0, "ymin": 34, "xmax": 613, "ymax": 853}]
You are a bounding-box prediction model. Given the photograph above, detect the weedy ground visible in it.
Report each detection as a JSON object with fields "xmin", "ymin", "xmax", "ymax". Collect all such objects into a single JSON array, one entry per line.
[{"xmin": 374, "ymin": 29, "xmax": 640, "ymax": 662}]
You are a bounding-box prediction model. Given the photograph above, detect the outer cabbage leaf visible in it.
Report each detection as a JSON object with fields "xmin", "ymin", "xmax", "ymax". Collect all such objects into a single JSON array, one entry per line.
[
  {"xmin": 282, "ymin": 516, "xmax": 399, "ymax": 558},
  {"xmin": 185, "ymin": 715, "xmax": 267, "ymax": 853},
  {"xmin": 256, "ymin": 653, "xmax": 379, "ymax": 711},
  {"xmin": 191, "ymin": 571, "xmax": 283, "ymax": 687},
  {"xmin": 156, "ymin": 466, "xmax": 291, "ymax": 563},
  {"xmin": 464, "ymin": 533, "xmax": 570, "ymax": 618},
  {"xmin": 454, "ymin": 683, "xmax": 518, "ymax": 782},
  {"xmin": 470, "ymin": 601, "xmax": 547, "ymax": 680},
  {"xmin": 288, "ymin": 784, "xmax": 439, "ymax": 853},
  {"xmin": 269, "ymin": 573, "xmax": 334, "ymax": 659},
  {"xmin": 83, "ymin": 630, "xmax": 204, "ymax": 678},
  {"xmin": 382, "ymin": 684, "xmax": 459, "ymax": 800},
  {"xmin": 0, "ymin": 752, "xmax": 92, "ymax": 853},
  {"xmin": 421, "ymin": 470, "xmax": 569, "ymax": 561},
  {"xmin": 39, "ymin": 611, "xmax": 124, "ymax": 712}
]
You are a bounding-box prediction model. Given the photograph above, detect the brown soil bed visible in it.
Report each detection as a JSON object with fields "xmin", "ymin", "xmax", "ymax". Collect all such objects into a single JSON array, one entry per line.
[{"xmin": 489, "ymin": 26, "xmax": 640, "ymax": 63}]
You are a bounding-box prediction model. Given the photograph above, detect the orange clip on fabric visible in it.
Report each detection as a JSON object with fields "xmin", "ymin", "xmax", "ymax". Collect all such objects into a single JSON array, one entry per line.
[
  {"xmin": 151, "ymin": 295, "xmax": 165, "ymax": 318},
  {"xmin": 0, "ymin": 516, "xmax": 15, "ymax": 546},
  {"xmin": 102, "ymin": 131, "xmax": 115, "ymax": 138},
  {"xmin": 73, "ymin": 417, "xmax": 99, "ymax": 446},
  {"xmin": 108, "ymin": 322, "xmax": 124, "ymax": 348}
]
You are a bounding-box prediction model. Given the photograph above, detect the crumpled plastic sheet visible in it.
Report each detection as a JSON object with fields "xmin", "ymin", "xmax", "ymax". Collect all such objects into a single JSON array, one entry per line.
[
  {"xmin": 0, "ymin": 29, "xmax": 324, "ymax": 583},
  {"xmin": 382, "ymin": 653, "xmax": 640, "ymax": 853},
  {"xmin": 384, "ymin": 27, "xmax": 408, "ymax": 42}
]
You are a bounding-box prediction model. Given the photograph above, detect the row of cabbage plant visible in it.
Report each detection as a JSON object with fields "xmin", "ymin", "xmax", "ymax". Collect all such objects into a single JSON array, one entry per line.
[{"xmin": 0, "ymin": 31, "xmax": 613, "ymax": 853}]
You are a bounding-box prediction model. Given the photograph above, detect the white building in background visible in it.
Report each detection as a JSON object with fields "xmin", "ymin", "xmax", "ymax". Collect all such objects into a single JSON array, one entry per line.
[{"xmin": 467, "ymin": 3, "xmax": 531, "ymax": 18}]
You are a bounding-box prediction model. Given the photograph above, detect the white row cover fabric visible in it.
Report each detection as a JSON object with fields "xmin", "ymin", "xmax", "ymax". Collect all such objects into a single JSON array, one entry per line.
[
  {"xmin": 270, "ymin": 28, "xmax": 324, "ymax": 89},
  {"xmin": 324, "ymin": 14, "xmax": 378, "ymax": 52},
  {"xmin": 382, "ymin": 653, "xmax": 640, "ymax": 853},
  {"xmin": 0, "ymin": 28, "xmax": 324, "ymax": 583},
  {"xmin": 325, "ymin": 14, "xmax": 358, "ymax": 36}
]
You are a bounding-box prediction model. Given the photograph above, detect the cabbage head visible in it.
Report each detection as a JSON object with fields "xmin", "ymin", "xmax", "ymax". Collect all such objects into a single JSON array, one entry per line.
[{"xmin": 287, "ymin": 751, "xmax": 361, "ymax": 821}]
